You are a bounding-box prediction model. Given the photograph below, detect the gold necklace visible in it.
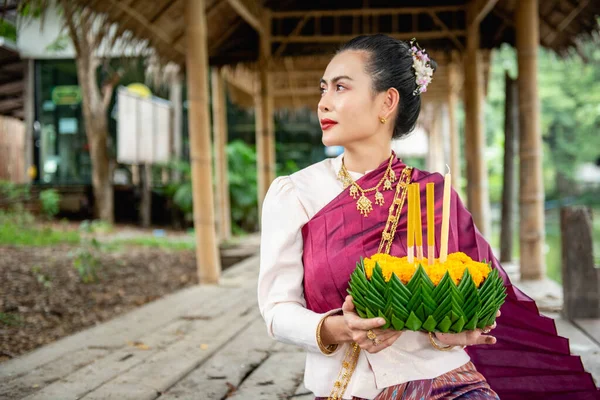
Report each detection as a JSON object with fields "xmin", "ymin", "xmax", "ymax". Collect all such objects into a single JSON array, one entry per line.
[
  {"xmin": 327, "ymin": 166, "xmax": 412, "ymax": 400},
  {"xmin": 337, "ymin": 154, "xmax": 397, "ymax": 217}
]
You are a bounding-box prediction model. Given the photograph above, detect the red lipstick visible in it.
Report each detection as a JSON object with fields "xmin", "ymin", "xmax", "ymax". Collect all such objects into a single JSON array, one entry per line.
[{"xmin": 320, "ymin": 118, "xmax": 338, "ymax": 130}]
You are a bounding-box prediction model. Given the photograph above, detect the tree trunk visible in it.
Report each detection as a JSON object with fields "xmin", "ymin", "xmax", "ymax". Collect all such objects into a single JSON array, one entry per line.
[
  {"xmin": 500, "ymin": 72, "xmax": 518, "ymax": 262},
  {"xmin": 139, "ymin": 163, "xmax": 152, "ymax": 228},
  {"xmin": 76, "ymin": 51, "xmax": 114, "ymax": 223}
]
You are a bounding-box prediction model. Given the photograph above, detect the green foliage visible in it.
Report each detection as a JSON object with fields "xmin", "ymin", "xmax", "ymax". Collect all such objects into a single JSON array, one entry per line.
[
  {"xmin": 227, "ymin": 140, "xmax": 259, "ymax": 232},
  {"xmin": 0, "ymin": 312, "xmax": 22, "ymax": 327},
  {"xmin": 486, "ymin": 41, "xmax": 600, "ymax": 201},
  {"xmin": 0, "ymin": 18, "xmax": 17, "ymax": 42},
  {"xmin": 31, "ymin": 265, "xmax": 53, "ymax": 288},
  {"xmin": 39, "ymin": 189, "xmax": 61, "ymax": 218},
  {"xmin": 68, "ymin": 221, "xmax": 102, "ymax": 283},
  {"xmin": 0, "ymin": 181, "xmax": 31, "ymax": 210},
  {"xmin": 0, "ymin": 210, "xmax": 80, "ymax": 246},
  {"xmin": 163, "ymin": 139, "xmax": 295, "ymax": 234}
]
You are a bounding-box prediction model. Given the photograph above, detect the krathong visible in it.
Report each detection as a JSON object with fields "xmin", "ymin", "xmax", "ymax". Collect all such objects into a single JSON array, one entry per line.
[{"xmin": 347, "ymin": 172, "xmax": 506, "ymax": 333}]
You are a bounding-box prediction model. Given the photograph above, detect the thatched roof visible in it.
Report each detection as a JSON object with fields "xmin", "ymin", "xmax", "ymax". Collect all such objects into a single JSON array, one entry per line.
[
  {"xmin": 222, "ymin": 50, "xmax": 472, "ymax": 109},
  {"xmin": 73, "ymin": 0, "xmax": 599, "ymax": 67}
]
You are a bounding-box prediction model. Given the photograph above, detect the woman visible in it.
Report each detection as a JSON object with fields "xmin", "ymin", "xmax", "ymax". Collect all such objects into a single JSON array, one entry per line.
[{"xmin": 258, "ymin": 35, "xmax": 598, "ymax": 400}]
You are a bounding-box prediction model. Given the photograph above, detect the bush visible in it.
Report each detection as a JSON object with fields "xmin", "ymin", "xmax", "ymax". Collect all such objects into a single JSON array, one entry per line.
[
  {"xmin": 40, "ymin": 189, "xmax": 61, "ymax": 218},
  {"xmin": 0, "ymin": 181, "xmax": 30, "ymax": 212}
]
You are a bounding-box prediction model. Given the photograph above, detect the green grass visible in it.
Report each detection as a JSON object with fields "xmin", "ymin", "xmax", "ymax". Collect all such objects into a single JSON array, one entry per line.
[
  {"xmin": 102, "ymin": 236, "xmax": 196, "ymax": 252},
  {"xmin": 0, "ymin": 219, "xmax": 80, "ymax": 246}
]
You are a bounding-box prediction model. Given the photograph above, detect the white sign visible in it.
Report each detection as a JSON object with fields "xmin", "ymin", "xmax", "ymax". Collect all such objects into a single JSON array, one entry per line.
[{"xmin": 116, "ymin": 87, "xmax": 172, "ymax": 164}]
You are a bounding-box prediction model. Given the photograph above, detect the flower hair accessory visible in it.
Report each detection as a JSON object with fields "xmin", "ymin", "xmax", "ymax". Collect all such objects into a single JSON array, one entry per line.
[{"xmin": 409, "ymin": 38, "xmax": 434, "ymax": 96}]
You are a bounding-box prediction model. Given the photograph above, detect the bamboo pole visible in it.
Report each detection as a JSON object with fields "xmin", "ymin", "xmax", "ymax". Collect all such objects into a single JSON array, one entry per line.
[
  {"xmin": 500, "ymin": 72, "xmax": 518, "ymax": 263},
  {"xmin": 211, "ymin": 67, "xmax": 232, "ymax": 243},
  {"xmin": 516, "ymin": 0, "xmax": 545, "ymax": 280},
  {"xmin": 447, "ymin": 60, "xmax": 460, "ymax": 190},
  {"xmin": 427, "ymin": 104, "xmax": 444, "ymax": 174},
  {"xmin": 463, "ymin": 0, "xmax": 490, "ymax": 238},
  {"xmin": 186, "ymin": 0, "xmax": 221, "ymax": 284},
  {"xmin": 24, "ymin": 59, "xmax": 34, "ymax": 183},
  {"xmin": 170, "ymin": 72, "xmax": 183, "ymax": 182},
  {"xmin": 256, "ymin": 9, "xmax": 275, "ymax": 214}
]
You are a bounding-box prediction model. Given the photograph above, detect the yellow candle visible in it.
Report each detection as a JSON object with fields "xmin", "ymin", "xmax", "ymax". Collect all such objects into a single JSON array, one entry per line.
[
  {"xmin": 439, "ymin": 172, "xmax": 452, "ymax": 263},
  {"xmin": 426, "ymin": 183, "xmax": 435, "ymax": 246},
  {"xmin": 407, "ymin": 184, "xmax": 414, "ymax": 248},
  {"xmin": 427, "ymin": 183, "xmax": 435, "ymax": 265},
  {"xmin": 414, "ymin": 184, "xmax": 424, "ymax": 260},
  {"xmin": 414, "ymin": 184, "xmax": 423, "ymax": 246}
]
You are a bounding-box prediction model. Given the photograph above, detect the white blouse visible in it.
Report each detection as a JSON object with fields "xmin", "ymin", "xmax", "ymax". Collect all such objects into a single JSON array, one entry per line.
[{"xmin": 257, "ymin": 154, "xmax": 469, "ymax": 400}]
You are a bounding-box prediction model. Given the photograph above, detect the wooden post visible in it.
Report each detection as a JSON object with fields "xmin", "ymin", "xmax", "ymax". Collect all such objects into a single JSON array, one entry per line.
[
  {"xmin": 170, "ymin": 71, "xmax": 183, "ymax": 182},
  {"xmin": 427, "ymin": 103, "xmax": 444, "ymax": 174},
  {"xmin": 516, "ymin": 0, "xmax": 545, "ymax": 280},
  {"xmin": 211, "ymin": 67, "xmax": 232, "ymax": 243},
  {"xmin": 256, "ymin": 9, "xmax": 275, "ymax": 214},
  {"xmin": 561, "ymin": 206, "xmax": 600, "ymax": 319},
  {"xmin": 140, "ymin": 163, "xmax": 152, "ymax": 228},
  {"xmin": 500, "ymin": 72, "xmax": 518, "ymax": 263},
  {"xmin": 24, "ymin": 59, "xmax": 35, "ymax": 183},
  {"xmin": 131, "ymin": 164, "xmax": 140, "ymax": 186},
  {"xmin": 464, "ymin": 0, "xmax": 490, "ymax": 238},
  {"xmin": 447, "ymin": 59, "xmax": 460, "ymax": 189},
  {"xmin": 186, "ymin": 0, "xmax": 221, "ymax": 284}
]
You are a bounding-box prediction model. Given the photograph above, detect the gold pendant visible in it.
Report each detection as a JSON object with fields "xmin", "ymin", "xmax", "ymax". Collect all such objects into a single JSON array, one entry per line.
[
  {"xmin": 389, "ymin": 169, "xmax": 396, "ymax": 182},
  {"xmin": 383, "ymin": 179, "xmax": 392, "ymax": 191},
  {"xmin": 357, "ymin": 195, "xmax": 373, "ymax": 217},
  {"xmin": 337, "ymin": 170, "xmax": 351, "ymax": 189},
  {"xmin": 349, "ymin": 184, "xmax": 359, "ymax": 199},
  {"xmin": 375, "ymin": 191, "xmax": 384, "ymax": 206}
]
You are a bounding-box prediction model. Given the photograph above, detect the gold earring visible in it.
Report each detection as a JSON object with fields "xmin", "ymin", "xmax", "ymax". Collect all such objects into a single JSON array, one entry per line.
[{"xmin": 379, "ymin": 117, "xmax": 387, "ymax": 124}]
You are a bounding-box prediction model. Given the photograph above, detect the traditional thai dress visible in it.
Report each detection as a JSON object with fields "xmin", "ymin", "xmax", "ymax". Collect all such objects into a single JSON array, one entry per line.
[{"xmin": 258, "ymin": 154, "xmax": 599, "ymax": 400}]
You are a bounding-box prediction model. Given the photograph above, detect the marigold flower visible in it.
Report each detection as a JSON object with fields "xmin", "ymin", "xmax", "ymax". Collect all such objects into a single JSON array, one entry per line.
[{"xmin": 363, "ymin": 252, "xmax": 491, "ymax": 287}]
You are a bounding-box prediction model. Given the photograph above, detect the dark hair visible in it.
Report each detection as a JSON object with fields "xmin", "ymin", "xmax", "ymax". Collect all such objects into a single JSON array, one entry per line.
[{"xmin": 338, "ymin": 34, "xmax": 437, "ymax": 139}]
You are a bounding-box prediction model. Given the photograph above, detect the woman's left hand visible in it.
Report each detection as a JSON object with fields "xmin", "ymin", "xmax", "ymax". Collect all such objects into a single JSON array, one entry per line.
[{"xmin": 433, "ymin": 310, "xmax": 501, "ymax": 347}]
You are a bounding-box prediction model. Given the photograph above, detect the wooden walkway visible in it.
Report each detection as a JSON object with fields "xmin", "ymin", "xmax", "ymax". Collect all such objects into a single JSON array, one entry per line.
[{"xmin": 0, "ymin": 255, "xmax": 598, "ymax": 400}]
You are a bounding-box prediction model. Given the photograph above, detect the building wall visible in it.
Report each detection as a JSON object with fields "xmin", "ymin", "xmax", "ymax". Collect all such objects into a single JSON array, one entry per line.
[{"xmin": 0, "ymin": 115, "xmax": 26, "ymax": 183}]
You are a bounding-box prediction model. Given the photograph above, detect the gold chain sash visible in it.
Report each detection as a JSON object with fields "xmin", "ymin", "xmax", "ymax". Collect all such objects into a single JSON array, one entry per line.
[{"xmin": 327, "ymin": 166, "xmax": 413, "ymax": 400}]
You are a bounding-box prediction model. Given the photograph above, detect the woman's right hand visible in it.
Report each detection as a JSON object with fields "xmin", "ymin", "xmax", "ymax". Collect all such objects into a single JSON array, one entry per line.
[{"xmin": 341, "ymin": 295, "xmax": 403, "ymax": 354}]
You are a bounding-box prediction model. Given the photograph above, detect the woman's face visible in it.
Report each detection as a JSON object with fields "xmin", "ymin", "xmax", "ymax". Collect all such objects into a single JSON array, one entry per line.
[{"xmin": 318, "ymin": 50, "xmax": 388, "ymax": 148}]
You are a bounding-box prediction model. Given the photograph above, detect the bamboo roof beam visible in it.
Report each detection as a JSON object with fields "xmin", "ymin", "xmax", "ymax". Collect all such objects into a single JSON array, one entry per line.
[
  {"xmin": 271, "ymin": 30, "xmax": 466, "ymax": 44},
  {"xmin": 107, "ymin": 0, "xmax": 185, "ymax": 56},
  {"xmin": 274, "ymin": 15, "xmax": 309, "ymax": 57},
  {"xmin": 226, "ymin": 0, "xmax": 263, "ymax": 35},
  {"xmin": 427, "ymin": 11, "xmax": 464, "ymax": 51},
  {"xmin": 470, "ymin": 0, "xmax": 500, "ymax": 29},
  {"xmin": 545, "ymin": 0, "xmax": 589, "ymax": 44},
  {"xmin": 271, "ymin": 6, "xmax": 466, "ymax": 19}
]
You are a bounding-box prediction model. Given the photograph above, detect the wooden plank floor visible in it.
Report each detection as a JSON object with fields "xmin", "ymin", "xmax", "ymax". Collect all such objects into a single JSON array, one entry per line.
[{"xmin": 1, "ymin": 255, "xmax": 598, "ymax": 399}]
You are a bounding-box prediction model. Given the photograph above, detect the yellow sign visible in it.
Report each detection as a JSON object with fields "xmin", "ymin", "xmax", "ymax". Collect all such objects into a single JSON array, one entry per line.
[{"xmin": 126, "ymin": 83, "xmax": 152, "ymax": 98}]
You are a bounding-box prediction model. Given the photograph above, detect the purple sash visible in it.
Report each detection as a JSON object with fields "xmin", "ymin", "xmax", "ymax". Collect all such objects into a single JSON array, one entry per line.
[{"xmin": 301, "ymin": 156, "xmax": 599, "ymax": 399}]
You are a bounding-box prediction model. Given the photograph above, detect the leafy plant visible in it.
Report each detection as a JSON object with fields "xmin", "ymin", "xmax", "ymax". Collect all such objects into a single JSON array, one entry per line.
[
  {"xmin": 227, "ymin": 140, "xmax": 259, "ymax": 232},
  {"xmin": 0, "ymin": 18, "xmax": 17, "ymax": 42},
  {"xmin": 0, "ymin": 312, "xmax": 22, "ymax": 327},
  {"xmin": 68, "ymin": 221, "xmax": 102, "ymax": 283},
  {"xmin": 31, "ymin": 265, "xmax": 52, "ymax": 288},
  {"xmin": 0, "ymin": 181, "xmax": 30, "ymax": 209},
  {"xmin": 39, "ymin": 189, "xmax": 61, "ymax": 218}
]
